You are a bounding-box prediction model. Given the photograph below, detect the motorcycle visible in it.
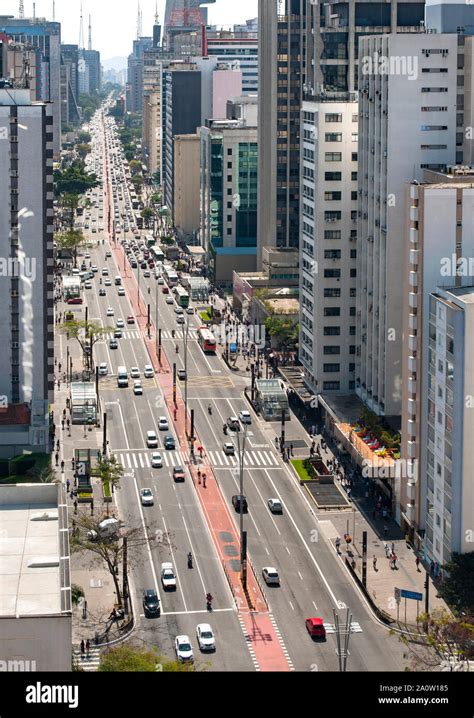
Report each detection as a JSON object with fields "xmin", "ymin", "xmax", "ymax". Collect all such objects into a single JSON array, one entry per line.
[
  {"xmin": 187, "ymin": 552, "xmax": 193, "ymax": 569},
  {"xmin": 208, "ymin": 405, "xmax": 212, "ymax": 415},
  {"xmin": 175, "ymin": 344, "xmax": 179, "ymax": 354},
  {"xmin": 206, "ymin": 593, "xmax": 213, "ymax": 611}
]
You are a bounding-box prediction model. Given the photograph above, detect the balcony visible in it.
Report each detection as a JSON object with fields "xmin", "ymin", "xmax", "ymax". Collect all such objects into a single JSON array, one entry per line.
[
  {"xmin": 407, "ymin": 418, "xmax": 417, "ymax": 440},
  {"xmin": 408, "ymin": 355, "xmax": 417, "ymax": 373},
  {"xmin": 406, "ymin": 481, "xmax": 416, "ymax": 501},
  {"xmin": 407, "ymin": 397, "xmax": 417, "ymax": 418},
  {"xmin": 409, "ymin": 249, "xmax": 419, "ymax": 267},
  {"xmin": 406, "ymin": 442, "xmax": 417, "ymax": 462},
  {"xmin": 410, "ymin": 227, "xmax": 418, "ymax": 245},
  {"xmin": 408, "ymin": 378, "xmax": 417, "ymax": 395},
  {"xmin": 408, "ymin": 334, "xmax": 417, "ymax": 352},
  {"xmin": 409, "ymin": 314, "xmax": 417, "ymax": 332},
  {"xmin": 409, "ymin": 271, "xmax": 418, "ymax": 289},
  {"xmin": 410, "ymin": 206, "xmax": 418, "ymax": 222},
  {"xmin": 408, "ymin": 292, "xmax": 417, "ymax": 309},
  {"xmin": 405, "ymin": 503, "xmax": 415, "ymax": 522}
]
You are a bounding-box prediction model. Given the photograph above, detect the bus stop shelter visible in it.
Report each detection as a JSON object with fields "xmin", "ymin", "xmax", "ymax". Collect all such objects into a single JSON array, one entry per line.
[
  {"xmin": 255, "ymin": 379, "xmax": 289, "ymax": 421},
  {"xmin": 182, "ymin": 277, "xmax": 209, "ymax": 302},
  {"xmin": 70, "ymin": 382, "xmax": 97, "ymax": 425}
]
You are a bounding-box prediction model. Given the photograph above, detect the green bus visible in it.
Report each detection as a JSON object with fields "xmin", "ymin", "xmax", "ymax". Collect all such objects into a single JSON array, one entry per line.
[{"xmin": 173, "ymin": 285, "xmax": 189, "ymax": 308}]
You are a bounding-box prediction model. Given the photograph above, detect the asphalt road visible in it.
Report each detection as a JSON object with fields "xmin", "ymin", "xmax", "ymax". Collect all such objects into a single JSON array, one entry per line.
[{"xmin": 72, "ymin": 108, "xmax": 408, "ymax": 672}]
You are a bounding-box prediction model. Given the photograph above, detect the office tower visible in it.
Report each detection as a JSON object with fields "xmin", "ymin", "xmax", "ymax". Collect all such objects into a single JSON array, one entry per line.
[
  {"xmin": 83, "ymin": 49, "xmax": 101, "ymax": 94},
  {"xmin": 0, "ymin": 88, "xmax": 54, "ymax": 456},
  {"xmin": 422, "ymin": 286, "xmax": 474, "ymax": 564},
  {"xmin": 127, "ymin": 37, "xmax": 153, "ymax": 114},
  {"xmin": 162, "ymin": 63, "xmax": 202, "ymax": 213},
  {"xmin": 60, "ymin": 44, "xmax": 81, "ymax": 126},
  {"xmin": 400, "ymin": 168, "xmax": 474, "ymax": 542},
  {"xmin": 0, "ymin": 17, "xmax": 61, "ymax": 156},
  {"xmin": 299, "ymin": 100, "xmax": 359, "ymax": 395},
  {"xmin": 206, "ymin": 23, "xmax": 259, "ymax": 95},
  {"xmin": 257, "ymin": 0, "xmax": 307, "ymax": 266},
  {"xmin": 357, "ymin": 32, "xmax": 458, "ymax": 423},
  {"xmin": 0, "ymin": 33, "xmax": 37, "ymax": 93},
  {"xmin": 164, "ymin": 0, "xmax": 215, "ymax": 36},
  {"xmin": 426, "ymin": 0, "xmax": 474, "ymax": 34},
  {"xmin": 200, "ymin": 97, "xmax": 258, "ymax": 285},
  {"xmin": 173, "ymin": 134, "xmax": 200, "ymax": 240}
]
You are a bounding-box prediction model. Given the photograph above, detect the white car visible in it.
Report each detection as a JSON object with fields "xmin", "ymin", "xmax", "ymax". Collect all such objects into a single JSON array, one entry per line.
[
  {"xmin": 268, "ymin": 498, "xmax": 283, "ymax": 514},
  {"xmin": 106, "ymin": 307, "xmax": 114, "ymax": 316},
  {"xmin": 102, "ymin": 268, "xmax": 109, "ymax": 276},
  {"xmin": 104, "ymin": 278, "xmax": 111, "ymax": 286},
  {"xmin": 161, "ymin": 562, "xmax": 177, "ymax": 590},
  {"xmin": 157, "ymin": 277, "xmax": 164, "ymax": 285},
  {"xmin": 143, "ymin": 365, "xmax": 154, "ymax": 379},
  {"xmin": 158, "ymin": 416, "xmax": 168, "ymax": 431},
  {"xmin": 175, "ymin": 635, "xmax": 193, "ymax": 663},
  {"xmin": 175, "ymin": 306, "xmax": 184, "ymax": 315},
  {"xmin": 140, "ymin": 488, "xmax": 154, "ymax": 506},
  {"xmin": 118, "ymin": 287, "xmax": 125, "ymax": 296},
  {"xmin": 84, "ymin": 280, "xmax": 92, "ymax": 289},
  {"xmin": 130, "ymin": 367, "xmax": 140, "ymax": 379},
  {"xmin": 133, "ymin": 380, "xmax": 143, "ymax": 395},
  {"xmin": 196, "ymin": 623, "xmax": 216, "ymax": 652},
  {"xmin": 146, "ymin": 430, "xmax": 158, "ymax": 448},
  {"xmin": 116, "ymin": 318, "xmax": 124, "ymax": 328},
  {"xmin": 262, "ymin": 567, "xmax": 280, "ymax": 586},
  {"xmin": 166, "ymin": 296, "xmax": 174, "ymax": 305},
  {"xmin": 91, "ymin": 264, "xmax": 98, "ymax": 273},
  {"xmin": 151, "ymin": 452, "xmax": 163, "ymax": 468},
  {"xmin": 223, "ymin": 442, "xmax": 235, "ymax": 456},
  {"xmin": 186, "ymin": 307, "xmax": 194, "ymax": 315},
  {"xmin": 98, "ymin": 362, "xmax": 108, "ymax": 376},
  {"xmin": 239, "ymin": 410, "xmax": 252, "ymax": 425}
]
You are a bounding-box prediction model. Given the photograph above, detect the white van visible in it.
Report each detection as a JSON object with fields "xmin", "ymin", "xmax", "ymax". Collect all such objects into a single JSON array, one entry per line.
[
  {"xmin": 146, "ymin": 430, "xmax": 158, "ymax": 448},
  {"xmin": 117, "ymin": 366, "xmax": 128, "ymax": 388},
  {"xmin": 115, "ymin": 275, "xmax": 122, "ymax": 286}
]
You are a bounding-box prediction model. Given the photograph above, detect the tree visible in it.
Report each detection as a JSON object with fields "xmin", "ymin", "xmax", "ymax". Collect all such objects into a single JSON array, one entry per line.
[
  {"xmin": 55, "ymin": 229, "xmax": 88, "ymax": 267},
  {"xmin": 264, "ymin": 317, "xmax": 298, "ymax": 349},
  {"xmin": 97, "ymin": 456, "xmax": 123, "ymax": 516},
  {"xmin": 54, "ymin": 161, "xmax": 99, "ymax": 198},
  {"xmin": 59, "ymin": 193, "xmax": 80, "ymax": 229},
  {"xmin": 131, "ymin": 175, "xmax": 144, "ymax": 195},
  {"xmin": 400, "ymin": 609, "xmax": 474, "ymax": 671},
  {"xmin": 77, "ymin": 130, "xmax": 91, "ymax": 144},
  {"xmin": 437, "ymin": 553, "xmax": 474, "ymax": 614},
  {"xmin": 141, "ymin": 207, "xmax": 154, "ymax": 228},
  {"xmin": 129, "ymin": 160, "xmax": 142, "ymax": 176},
  {"xmin": 76, "ymin": 143, "xmax": 91, "ymax": 160},
  {"xmin": 70, "ymin": 514, "xmax": 175, "ymax": 610},
  {"xmin": 98, "ymin": 645, "xmax": 193, "ymax": 672},
  {"xmin": 152, "ymin": 170, "xmax": 161, "ymax": 186},
  {"xmin": 58, "ymin": 320, "xmax": 114, "ymax": 371}
]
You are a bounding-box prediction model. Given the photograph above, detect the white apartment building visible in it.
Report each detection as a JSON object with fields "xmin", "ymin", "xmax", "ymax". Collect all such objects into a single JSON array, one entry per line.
[
  {"xmin": 357, "ymin": 32, "xmax": 459, "ymax": 422},
  {"xmin": 401, "ymin": 171, "xmax": 474, "ymax": 542},
  {"xmin": 0, "ymin": 89, "xmax": 54, "ymax": 456},
  {"xmin": 423, "ymin": 286, "xmax": 474, "ymax": 564},
  {"xmin": 300, "ymin": 98, "xmax": 359, "ymax": 395}
]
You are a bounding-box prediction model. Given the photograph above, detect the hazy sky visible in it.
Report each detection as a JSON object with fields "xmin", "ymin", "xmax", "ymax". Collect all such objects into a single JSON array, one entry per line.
[{"xmin": 0, "ymin": 0, "xmax": 258, "ymax": 59}]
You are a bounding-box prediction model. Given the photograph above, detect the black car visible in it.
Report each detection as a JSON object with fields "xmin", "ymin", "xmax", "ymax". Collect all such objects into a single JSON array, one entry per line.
[
  {"xmin": 164, "ymin": 434, "xmax": 176, "ymax": 450},
  {"xmin": 177, "ymin": 369, "xmax": 187, "ymax": 381},
  {"xmin": 232, "ymin": 495, "xmax": 248, "ymax": 513},
  {"xmin": 143, "ymin": 589, "xmax": 160, "ymax": 617}
]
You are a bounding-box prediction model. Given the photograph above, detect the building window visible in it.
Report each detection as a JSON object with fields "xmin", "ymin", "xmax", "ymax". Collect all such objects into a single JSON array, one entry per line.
[
  {"xmin": 325, "ymin": 172, "xmax": 342, "ymax": 181},
  {"xmin": 323, "ymin": 346, "xmax": 340, "ymax": 355},
  {"xmin": 323, "ymin": 381, "xmax": 340, "ymax": 390},
  {"xmin": 323, "ymin": 364, "xmax": 340, "ymax": 372},
  {"xmin": 352, "ymin": 152, "xmax": 358, "ymax": 161},
  {"xmin": 325, "ymin": 133, "xmax": 342, "ymax": 142},
  {"xmin": 325, "ymin": 113, "xmax": 342, "ymax": 123},
  {"xmin": 324, "ymin": 326, "xmax": 341, "ymax": 335},
  {"xmin": 324, "ymin": 230, "xmax": 341, "ymax": 239},
  {"xmin": 351, "ymin": 191, "xmax": 358, "ymax": 201},
  {"xmin": 324, "ymin": 288, "xmax": 341, "ymax": 297},
  {"xmin": 325, "ymin": 152, "xmax": 342, "ymax": 162},
  {"xmin": 324, "ymin": 307, "xmax": 340, "ymax": 316},
  {"xmin": 325, "ymin": 191, "xmax": 342, "ymax": 201}
]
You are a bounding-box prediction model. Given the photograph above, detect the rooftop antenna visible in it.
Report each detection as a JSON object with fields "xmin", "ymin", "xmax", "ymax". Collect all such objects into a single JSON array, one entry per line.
[
  {"xmin": 88, "ymin": 14, "xmax": 92, "ymax": 51},
  {"xmin": 155, "ymin": 0, "xmax": 159, "ymax": 24},
  {"xmin": 19, "ymin": 0, "xmax": 24, "ymax": 18},
  {"xmin": 52, "ymin": 0, "xmax": 55, "ymax": 20},
  {"xmin": 79, "ymin": 0, "xmax": 85, "ymax": 49},
  {"xmin": 32, "ymin": 2, "xmax": 36, "ymax": 19},
  {"xmin": 137, "ymin": 1, "xmax": 142, "ymax": 38}
]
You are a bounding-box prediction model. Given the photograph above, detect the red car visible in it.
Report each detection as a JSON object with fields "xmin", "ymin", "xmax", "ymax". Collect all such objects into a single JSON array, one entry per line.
[
  {"xmin": 162, "ymin": 286, "xmax": 169, "ymax": 294},
  {"xmin": 305, "ymin": 617, "xmax": 326, "ymax": 639},
  {"xmin": 127, "ymin": 315, "xmax": 135, "ymax": 324},
  {"xmin": 67, "ymin": 297, "xmax": 83, "ymax": 305}
]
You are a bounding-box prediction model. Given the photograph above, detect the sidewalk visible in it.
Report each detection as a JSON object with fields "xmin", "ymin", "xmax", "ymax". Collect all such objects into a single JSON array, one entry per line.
[{"xmin": 55, "ymin": 282, "xmax": 130, "ymax": 667}]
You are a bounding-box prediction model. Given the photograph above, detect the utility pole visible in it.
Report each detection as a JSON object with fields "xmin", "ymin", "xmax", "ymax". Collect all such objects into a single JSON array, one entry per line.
[
  {"xmin": 182, "ymin": 315, "xmax": 190, "ymax": 436},
  {"xmin": 235, "ymin": 424, "xmax": 249, "ymax": 590},
  {"xmin": 334, "ymin": 608, "xmax": 352, "ymax": 672}
]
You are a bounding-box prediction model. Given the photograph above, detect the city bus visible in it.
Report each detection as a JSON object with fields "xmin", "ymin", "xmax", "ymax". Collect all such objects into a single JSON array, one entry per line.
[
  {"xmin": 163, "ymin": 267, "xmax": 179, "ymax": 287},
  {"xmin": 63, "ymin": 277, "xmax": 82, "ymax": 304},
  {"xmin": 197, "ymin": 327, "xmax": 217, "ymax": 354},
  {"xmin": 173, "ymin": 285, "xmax": 189, "ymax": 308},
  {"xmin": 150, "ymin": 246, "xmax": 165, "ymax": 263}
]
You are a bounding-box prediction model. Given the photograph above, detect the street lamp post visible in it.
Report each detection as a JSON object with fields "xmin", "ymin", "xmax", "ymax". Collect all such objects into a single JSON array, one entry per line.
[
  {"xmin": 235, "ymin": 424, "xmax": 249, "ymax": 590},
  {"xmin": 182, "ymin": 314, "xmax": 191, "ymax": 436}
]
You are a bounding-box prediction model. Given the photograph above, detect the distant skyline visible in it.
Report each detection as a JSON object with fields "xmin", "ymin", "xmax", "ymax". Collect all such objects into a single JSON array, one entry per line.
[{"xmin": 0, "ymin": 0, "xmax": 258, "ymax": 60}]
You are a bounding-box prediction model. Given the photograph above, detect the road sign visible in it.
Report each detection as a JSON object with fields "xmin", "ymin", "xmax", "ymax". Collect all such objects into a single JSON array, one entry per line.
[
  {"xmin": 394, "ymin": 587, "xmax": 401, "ymax": 604},
  {"xmin": 400, "ymin": 589, "xmax": 423, "ymax": 601}
]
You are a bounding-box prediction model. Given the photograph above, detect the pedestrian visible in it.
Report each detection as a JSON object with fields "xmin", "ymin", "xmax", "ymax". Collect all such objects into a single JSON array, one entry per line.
[
  {"xmin": 55, "ymin": 452, "xmax": 59, "ymax": 466},
  {"xmin": 373, "ymin": 555, "xmax": 377, "ymax": 571},
  {"xmin": 60, "ymin": 460, "xmax": 65, "ymax": 472},
  {"xmin": 383, "ymin": 542, "xmax": 390, "ymax": 558},
  {"xmin": 61, "ymin": 419, "xmax": 65, "ymax": 430},
  {"xmin": 391, "ymin": 542, "xmax": 395, "ymax": 555},
  {"xmin": 86, "ymin": 639, "xmax": 90, "ymax": 657},
  {"xmin": 66, "ymin": 479, "xmax": 70, "ymax": 492},
  {"xmin": 58, "ymin": 362, "xmax": 62, "ymax": 373},
  {"xmin": 70, "ymin": 490, "xmax": 74, "ymax": 500},
  {"xmin": 290, "ymin": 443, "xmax": 294, "ymax": 457},
  {"xmin": 335, "ymin": 537, "xmax": 341, "ymax": 552},
  {"xmin": 392, "ymin": 553, "xmax": 398, "ymax": 569},
  {"xmin": 430, "ymin": 560, "xmax": 435, "ymax": 576},
  {"xmin": 202, "ymin": 473, "xmax": 207, "ymax": 488},
  {"xmin": 71, "ymin": 457, "xmax": 75, "ymax": 470},
  {"xmin": 275, "ymin": 436, "xmax": 279, "ymax": 449},
  {"xmin": 80, "ymin": 640, "xmax": 85, "ymax": 660},
  {"xmin": 73, "ymin": 500, "xmax": 78, "ymax": 514},
  {"xmin": 415, "ymin": 556, "xmax": 420, "ymax": 572},
  {"xmin": 197, "ymin": 469, "xmax": 201, "ymax": 484}
]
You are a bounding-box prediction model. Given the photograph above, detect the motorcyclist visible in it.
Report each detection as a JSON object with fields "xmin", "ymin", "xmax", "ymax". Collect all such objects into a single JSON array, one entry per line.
[
  {"xmin": 171, "ymin": 329, "xmax": 175, "ymax": 339},
  {"xmin": 206, "ymin": 593, "xmax": 213, "ymax": 608},
  {"xmin": 208, "ymin": 404, "xmax": 212, "ymax": 415},
  {"xmin": 187, "ymin": 552, "xmax": 193, "ymax": 567},
  {"xmin": 175, "ymin": 344, "xmax": 179, "ymax": 353}
]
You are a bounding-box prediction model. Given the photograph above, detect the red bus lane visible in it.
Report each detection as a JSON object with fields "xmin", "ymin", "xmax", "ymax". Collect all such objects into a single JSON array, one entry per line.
[{"xmin": 108, "ymin": 198, "xmax": 291, "ymax": 671}]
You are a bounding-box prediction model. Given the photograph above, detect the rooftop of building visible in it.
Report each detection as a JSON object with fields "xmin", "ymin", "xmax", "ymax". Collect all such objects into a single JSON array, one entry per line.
[
  {"xmin": 259, "ymin": 297, "xmax": 299, "ymax": 315},
  {"xmin": 442, "ymin": 285, "xmax": 474, "ymax": 304},
  {"xmin": 0, "ymin": 483, "xmax": 70, "ymax": 617}
]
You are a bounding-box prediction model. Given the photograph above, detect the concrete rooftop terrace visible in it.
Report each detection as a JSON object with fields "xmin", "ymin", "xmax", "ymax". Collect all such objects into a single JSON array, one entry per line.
[{"xmin": 0, "ymin": 483, "xmax": 70, "ymax": 617}]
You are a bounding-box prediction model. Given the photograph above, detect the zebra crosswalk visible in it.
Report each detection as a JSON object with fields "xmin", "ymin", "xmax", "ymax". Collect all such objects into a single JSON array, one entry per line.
[
  {"xmin": 110, "ymin": 329, "xmax": 200, "ymax": 342},
  {"xmin": 324, "ymin": 622, "xmax": 363, "ymax": 634},
  {"xmin": 113, "ymin": 448, "xmax": 281, "ymax": 470},
  {"xmin": 72, "ymin": 646, "xmax": 101, "ymax": 671}
]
